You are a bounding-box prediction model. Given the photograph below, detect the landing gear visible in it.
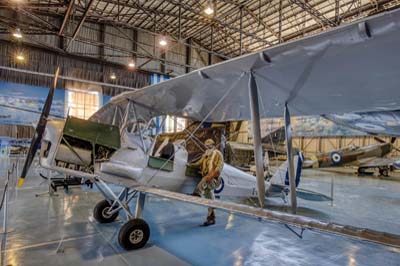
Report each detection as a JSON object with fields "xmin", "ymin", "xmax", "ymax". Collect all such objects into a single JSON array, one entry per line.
[
  {"xmin": 118, "ymin": 218, "xmax": 150, "ymax": 250},
  {"xmin": 93, "ymin": 179, "xmax": 150, "ymax": 250},
  {"xmin": 358, "ymin": 166, "xmax": 390, "ymax": 177},
  {"xmin": 93, "ymin": 199, "xmax": 119, "ymax": 223},
  {"xmin": 379, "ymin": 167, "xmax": 389, "ymax": 177},
  {"xmin": 357, "ymin": 167, "xmax": 373, "ymax": 176}
]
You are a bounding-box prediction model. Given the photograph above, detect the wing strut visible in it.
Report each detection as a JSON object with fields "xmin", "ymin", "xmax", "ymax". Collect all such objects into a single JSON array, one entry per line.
[
  {"xmin": 284, "ymin": 104, "xmax": 297, "ymax": 214},
  {"xmin": 248, "ymin": 71, "xmax": 265, "ymax": 208}
]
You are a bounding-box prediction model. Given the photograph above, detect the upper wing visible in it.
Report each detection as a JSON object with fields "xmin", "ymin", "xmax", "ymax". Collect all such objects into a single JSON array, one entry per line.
[{"xmin": 91, "ymin": 9, "xmax": 400, "ymax": 126}]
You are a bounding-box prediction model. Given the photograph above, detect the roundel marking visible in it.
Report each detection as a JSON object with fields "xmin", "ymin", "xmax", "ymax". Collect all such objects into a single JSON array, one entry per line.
[
  {"xmin": 214, "ymin": 178, "xmax": 225, "ymax": 194},
  {"xmin": 330, "ymin": 152, "xmax": 342, "ymax": 164}
]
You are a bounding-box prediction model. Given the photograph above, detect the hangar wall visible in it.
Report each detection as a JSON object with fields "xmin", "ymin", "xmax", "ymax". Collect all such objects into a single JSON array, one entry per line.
[
  {"xmin": 0, "ymin": 41, "xmax": 150, "ymax": 95},
  {"xmin": 230, "ymin": 121, "xmax": 400, "ymax": 158},
  {"xmin": 0, "ymin": 9, "xmax": 223, "ymax": 78},
  {"xmin": 0, "ymin": 9, "xmax": 224, "ymax": 139}
]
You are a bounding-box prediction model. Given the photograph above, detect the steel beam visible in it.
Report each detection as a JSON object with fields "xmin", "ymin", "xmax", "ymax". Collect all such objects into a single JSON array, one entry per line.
[
  {"xmin": 59, "ymin": 0, "xmax": 74, "ymax": 35},
  {"xmin": 16, "ymin": 8, "xmax": 59, "ymax": 31},
  {"xmin": 289, "ymin": 0, "xmax": 336, "ymax": 27},
  {"xmin": 162, "ymin": 0, "xmax": 271, "ymax": 46},
  {"xmin": 66, "ymin": 0, "xmax": 96, "ymax": 50},
  {"xmin": 242, "ymin": 6, "xmax": 281, "ymax": 42}
]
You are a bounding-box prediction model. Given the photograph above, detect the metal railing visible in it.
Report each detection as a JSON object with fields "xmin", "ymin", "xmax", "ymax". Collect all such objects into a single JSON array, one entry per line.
[{"xmin": 0, "ymin": 161, "xmax": 18, "ymax": 266}]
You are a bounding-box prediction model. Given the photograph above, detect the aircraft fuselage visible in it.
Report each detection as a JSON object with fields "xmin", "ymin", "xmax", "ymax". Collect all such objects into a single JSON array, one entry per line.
[{"xmin": 39, "ymin": 119, "xmax": 269, "ymax": 199}]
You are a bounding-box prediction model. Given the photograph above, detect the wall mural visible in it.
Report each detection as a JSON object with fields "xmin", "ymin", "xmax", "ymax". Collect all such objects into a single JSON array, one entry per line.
[
  {"xmin": 260, "ymin": 110, "xmax": 400, "ymax": 137},
  {"xmin": 255, "ymin": 116, "xmax": 365, "ymax": 138},
  {"xmin": 0, "ymin": 81, "xmax": 111, "ymax": 126},
  {"xmin": 4, "ymin": 78, "xmax": 396, "ymax": 138}
]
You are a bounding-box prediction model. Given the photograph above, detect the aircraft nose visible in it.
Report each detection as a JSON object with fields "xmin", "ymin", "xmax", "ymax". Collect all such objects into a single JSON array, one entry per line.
[{"xmin": 383, "ymin": 143, "xmax": 392, "ymax": 155}]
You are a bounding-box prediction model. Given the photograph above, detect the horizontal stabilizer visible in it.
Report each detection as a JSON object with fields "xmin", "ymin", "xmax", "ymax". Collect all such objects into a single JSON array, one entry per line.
[
  {"xmin": 296, "ymin": 188, "xmax": 332, "ymax": 202},
  {"xmin": 270, "ymin": 184, "xmax": 332, "ymax": 202}
]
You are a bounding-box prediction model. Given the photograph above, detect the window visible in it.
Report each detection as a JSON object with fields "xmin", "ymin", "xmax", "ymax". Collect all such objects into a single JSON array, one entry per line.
[
  {"xmin": 149, "ymin": 116, "xmax": 187, "ymax": 135},
  {"xmin": 65, "ymin": 89, "xmax": 102, "ymax": 119},
  {"xmin": 164, "ymin": 115, "xmax": 186, "ymax": 133}
]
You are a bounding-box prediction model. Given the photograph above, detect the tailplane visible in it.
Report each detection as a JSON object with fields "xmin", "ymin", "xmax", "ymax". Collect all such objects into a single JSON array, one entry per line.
[
  {"xmin": 269, "ymin": 151, "xmax": 304, "ymax": 187},
  {"xmin": 268, "ymin": 152, "xmax": 332, "ymax": 202}
]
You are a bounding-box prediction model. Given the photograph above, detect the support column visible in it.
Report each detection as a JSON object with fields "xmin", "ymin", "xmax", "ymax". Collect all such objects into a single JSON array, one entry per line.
[
  {"xmin": 185, "ymin": 38, "xmax": 192, "ymax": 73},
  {"xmin": 248, "ymin": 72, "xmax": 265, "ymax": 208},
  {"xmin": 239, "ymin": 7, "xmax": 243, "ymax": 55},
  {"xmin": 278, "ymin": 0, "xmax": 283, "ymax": 43},
  {"xmin": 99, "ymin": 23, "xmax": 105, "ymax": 60},
  {"xmin": 160, "ymin": 51, "xmax": 166, "ymax": 74},
  {"xmin": 284, "ymin": 104, "xmax": 297, "ymax": 214},
  {"xmin": 178, "ymin": 4, "xmax": 182, "ymax": 40},
  {"xmin": 132, "ymin": 28, "xmax": 138, "ymax": 62},
  {"xmin": 208, "ymin": 26, "xmax": 213, "ymax": 65}
]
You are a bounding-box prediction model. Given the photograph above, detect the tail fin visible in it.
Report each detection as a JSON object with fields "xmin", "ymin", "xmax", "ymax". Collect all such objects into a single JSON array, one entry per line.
[
  {"xmin": 270, "ymin": 151, "xmax": 304, "ymax": 188},
  {"xmin": 269, "ymin": 152, "xmax": 332, "ymax": 202}
]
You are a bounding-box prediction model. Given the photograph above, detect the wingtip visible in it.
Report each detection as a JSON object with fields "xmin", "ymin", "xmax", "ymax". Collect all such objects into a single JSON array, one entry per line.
[{"xmin": 17, "ymin": 178, "xmax": 25, "ymax": 188}]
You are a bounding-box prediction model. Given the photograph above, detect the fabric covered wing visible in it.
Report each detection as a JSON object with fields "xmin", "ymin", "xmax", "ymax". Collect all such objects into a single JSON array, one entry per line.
[
  {"xmin": 134, "ymin": 186, "xmax": 400, "ymax": 247},
  {"xmin": 91, "ymin": 9, "xmax": 400, "ymax": 126}
]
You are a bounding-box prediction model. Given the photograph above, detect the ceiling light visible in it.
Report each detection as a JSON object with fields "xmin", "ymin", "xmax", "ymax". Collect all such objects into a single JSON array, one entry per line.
[
  {"xmin": 16, "ymin": 53, "xmax": 24, "ymax": 61},
  {"xmin": 13, "ymin": 28, "xmax": 23, "ymax": 39},
  {"xmin": 128, "ymin": 61, "xmax": 135, "ymax": 68},
  {"xmin": 110, "ymin": 73, "xmax": 116, "ymax": 80},
  {"xmin": 159, "ymin": 36, "xmax": 167, "ymax": 46},
  {"xmin": 204, "ymin": 1, "xmax": 214, "ymax": 15}
]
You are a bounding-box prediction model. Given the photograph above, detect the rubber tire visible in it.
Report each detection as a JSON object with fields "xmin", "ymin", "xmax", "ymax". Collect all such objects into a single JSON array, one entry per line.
[
  {"xmin": 379, "ymin": 168, "xmax": 389, "ymax": 177},
  {"xmin": 357, "ymin": 167, "xmax": 366, "ymax": 175},
  {"xmin": 118, "ymin": 218, "xmax": 150, "ymax": 250},
  {"xmin": 93, "ymin": 199, "xmax": 119, "ymax": 223}
]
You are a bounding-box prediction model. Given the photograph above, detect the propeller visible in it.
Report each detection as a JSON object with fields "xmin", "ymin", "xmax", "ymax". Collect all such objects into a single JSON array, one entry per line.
[
  {"xmin": 18, "ymin": 67, "xmax": 60, "ymax": 187},
  {"xmin": 374, "ymin": 136, "xmax": 400, "ymax": 153},
  {"xmin": 373, "ymin": 136, "xmax": 386, "ymax": 143}
]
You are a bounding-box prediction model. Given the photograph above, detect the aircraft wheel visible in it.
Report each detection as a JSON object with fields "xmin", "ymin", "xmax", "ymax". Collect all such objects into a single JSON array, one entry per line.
[
  {"xmin": 118, "ymin": 218, "xmax": 150, "ymax": 250},
  {"xmin": 93, "ymin": 199, "xmax": 119, "ymax": 223},
  {"xmin": 379, "ymin": 167, "xmax": 389, "ymax": 177},
  {"xmin": 357, "ymin": 167, "xmax": 367, "ymax": 175}
]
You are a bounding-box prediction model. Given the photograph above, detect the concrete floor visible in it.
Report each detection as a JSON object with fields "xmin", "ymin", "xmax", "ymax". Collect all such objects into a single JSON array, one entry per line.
[{"xmin": 0, "ymin": 158, "xmax": 399, "ymax": 266}]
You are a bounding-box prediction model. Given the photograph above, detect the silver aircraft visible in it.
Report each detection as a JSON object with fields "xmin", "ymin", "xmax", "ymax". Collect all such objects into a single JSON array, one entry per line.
[
  {"xmin": 33, "ymin": 115, "xmax": 326, "ymax": 250},
  {"xmin": 18, "ymin": 9, "xmax": 400, "ymax": 250}
]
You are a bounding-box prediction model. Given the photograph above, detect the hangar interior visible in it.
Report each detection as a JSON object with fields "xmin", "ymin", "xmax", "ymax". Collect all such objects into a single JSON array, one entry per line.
[{"xmin": 0, "ymin": 0, "xmax": 400, "ymax": 265}]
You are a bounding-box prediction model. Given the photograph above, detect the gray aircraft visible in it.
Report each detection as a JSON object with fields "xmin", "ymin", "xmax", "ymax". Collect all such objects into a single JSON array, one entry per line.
[
  {"xmin": 17, "ymin": 9, "xmax": 400, "ymax": 250},
  {"xmin": 302, "ymin": 138, "xmax": 399, "ymax": 176}
]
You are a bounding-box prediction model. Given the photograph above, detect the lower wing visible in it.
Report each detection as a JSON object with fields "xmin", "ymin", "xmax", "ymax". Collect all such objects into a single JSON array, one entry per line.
[{"xmin": 135, "ymin": 186, "xmax": 399, "ymax": 247}]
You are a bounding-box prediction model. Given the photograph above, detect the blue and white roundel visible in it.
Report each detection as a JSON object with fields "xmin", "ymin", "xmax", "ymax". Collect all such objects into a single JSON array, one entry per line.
[
  {"xmin": 330, "ymin": 152, "xmax": 342, "ymax": 164},
  {"xmin": 214, "ymin": 178, "xmax": 224, "ymax": 194}
]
